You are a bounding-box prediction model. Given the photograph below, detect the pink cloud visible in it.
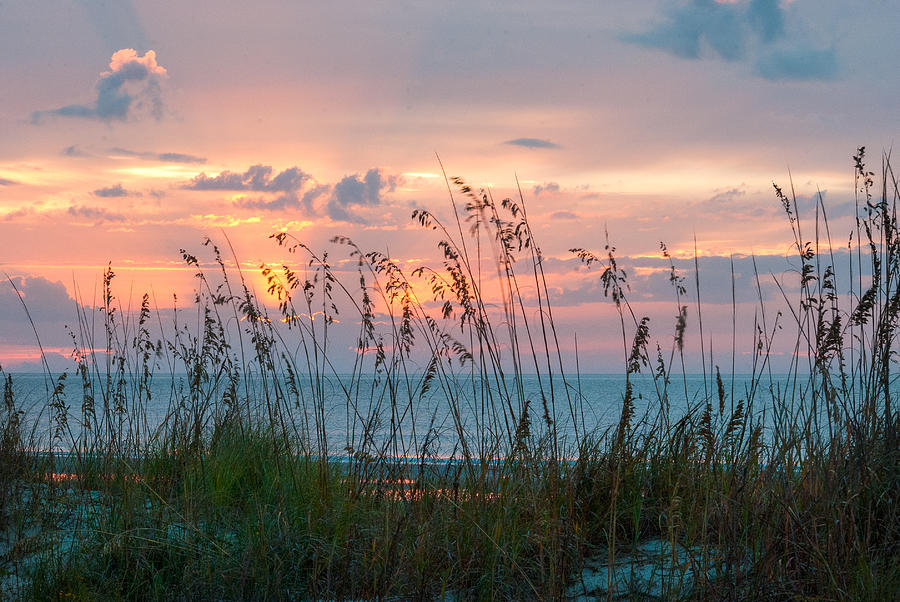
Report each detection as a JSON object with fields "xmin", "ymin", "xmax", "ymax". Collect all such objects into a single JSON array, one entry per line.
[{"xmin": 105, "ymin": 49, "xmax": 167, "ymax": 77}]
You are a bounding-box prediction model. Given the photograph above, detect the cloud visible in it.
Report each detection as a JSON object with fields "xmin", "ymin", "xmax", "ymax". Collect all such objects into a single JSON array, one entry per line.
[
  {"xmin": 61, "ymin": 145, "xmax": 89, "ymax": 157},
  {"xmin": 67, "ymin": 205, "xmax": 126, "ymax": 222},
  {"xmin": 236, "ymin": 183, "xmax": 330, "ymax": 212},
  {"xmin": 0, "ymin": 276, "xmax": 79, "ymax": 332},
  {"xmin": 158, "ymin": 152, "xmax": 206, "ymax": 164},
  {"xmin": 695, "ymin": 186, "xmax": 750, "ymax": 214},
  {"xmin": 33, "ymin": 49, "xmax": 167, "ymax": 123},
  {"xmin": 624, "ymin": 0, "xmax": 749, "ymax": 61},
  {"xmin": 747, "ymin": 0, "xmax": 784, "ymax": 43},
  {"xmin": 331, "ymin": 169, "xmax": 391, "ymax": 206},
  {"xmin": 504, "ymin": 138, "xmax": 560, "ymax": 149},
  {"xmin": 780, "ymin": 190, "xmax": 855, "ymax": 220},
  {"xmin": 301, "ymin": 185, "xmax": 331, "ymax": 211},
  {"xmin": 185, "ymin": 165, "xmax": 309, "ymax": 193},
  {"xmin": 327, "ymin": 169, "xmax": 398, "ymax": 223},
  {"xmin": 547, "ymin": 252, "xmax": 810, "ymax": 308},
  {"xmin": 109, "ymin": 147, "xmax": 146, "ymax": 158},
  {"xmin": 691, "ymin": 185, "xmax": 774, "ymax": 219},
  {"xmin": 111, "ymin": 147, "xmax": 206, "ymax": 164},
  {"xmin": 624, "ymin": 0, "xmax": 838, "ymax": 81},
  {"xmin": 75, "ymin": 0, "xmax": 148, "ymax": 52},
  {"xmin": 551, "ymin": 211, "xmax": 578, "ymax": 220},
  {"xmin": 187, "ymin": 163, "xmax": 314, "ymax": 211},
  {"xmin": 2, "ymin": 208, "xmax": 32, "ymax": 222},
  {"xmin": 267, "ymin": 167, "xmax": 311, "ymax": 193},
  {"xmin": 93, "ymin": 183, "xmax": 130, "ymax": 197},
  {"xmin": 0, "ymin": 178, "xmax": 17, "ymax": 186},
  {"xmin": 238, "ymin": 194, "xmax": 300, "ymax": 211},
  {"xmin": 184, "ymin": 163, "xmax": 399, "ymax": 223},
  {"xmin": 756, "ymin": 46, "xmax": 838, "ymax": 81},
  {"xmin": 533, "ymin": 182, "xmax": 560, "ymax": 196},
  {"xmin": 0, "ymin": 276, "xmax": 94, "ymax": 369}
]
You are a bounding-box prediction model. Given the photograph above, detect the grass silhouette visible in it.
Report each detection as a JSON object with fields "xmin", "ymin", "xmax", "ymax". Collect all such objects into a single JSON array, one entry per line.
[{"xmin": 0, "ymin": 148, "xmax": 898, "ymax": 599}]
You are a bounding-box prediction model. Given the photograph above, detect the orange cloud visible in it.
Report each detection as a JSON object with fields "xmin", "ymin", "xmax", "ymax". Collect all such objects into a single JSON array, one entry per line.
[{"xmin": 105, "ymin": 49, "xmax": 167, "ymax": 77}]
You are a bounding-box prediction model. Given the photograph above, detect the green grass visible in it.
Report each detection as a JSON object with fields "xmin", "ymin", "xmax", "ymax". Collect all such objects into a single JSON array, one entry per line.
[{"xmin": 1, "ymin": 148, "xmax": 898, "ymax": 600}]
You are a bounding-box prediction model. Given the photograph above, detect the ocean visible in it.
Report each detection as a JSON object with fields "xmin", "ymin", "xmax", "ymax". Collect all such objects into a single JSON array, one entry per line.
[{"xmin": 3, "ymin": 370, "xmax": 873, "ymax": 457}]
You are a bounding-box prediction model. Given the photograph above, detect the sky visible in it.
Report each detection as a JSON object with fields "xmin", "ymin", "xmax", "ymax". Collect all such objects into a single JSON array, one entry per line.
[{"xmin": 1, "ymin": 0, "xmax": 897, "ymax": 372}]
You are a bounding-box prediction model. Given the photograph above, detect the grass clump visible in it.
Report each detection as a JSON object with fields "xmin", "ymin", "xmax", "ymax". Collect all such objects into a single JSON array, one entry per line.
[{"xmin": 0, "ymin": 148, "xmax": 898, "ymax": 599}]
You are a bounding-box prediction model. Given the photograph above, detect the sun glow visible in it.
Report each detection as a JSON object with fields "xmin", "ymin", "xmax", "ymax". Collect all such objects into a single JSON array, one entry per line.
[
  {"xmin": 402, "ymin": 172, "xmax": 441, "ymax": 179},
  {"xmin": 112, "ymin": 165, "xmax": 203, "ymax": 178}
]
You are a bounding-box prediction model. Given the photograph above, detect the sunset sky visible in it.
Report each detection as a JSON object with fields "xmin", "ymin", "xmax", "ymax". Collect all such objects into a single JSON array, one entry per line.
[{"xmin": 1, "ymin": 0, "xmax": 897, "ymax": 371}]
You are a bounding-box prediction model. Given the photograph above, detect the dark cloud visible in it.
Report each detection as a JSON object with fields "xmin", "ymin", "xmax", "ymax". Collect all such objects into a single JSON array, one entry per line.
[
  {"xmin": 158, "ymin": 152, "xmax": 206, "ymax": 164},
  {"xmin": 624, "ymin": 0, "xmax": 749, "ymax": 61},
  {"xmin": 549, "ymin": 252, "xmax": 839, "ymax": 308},
  {"xmin": 687, "ymin": 187, "xmax": 846, "ymax": 222},
  {"xmin": 693, "ymin": 186, "xmax": 760, "ymax": 217},
  {"xmin": 301, "ymin": 185, "xmax": 330, "ymax": 212},
  {"xmin": 631, "ymin": 254, "xmax": 782, "ymax": 305},
  {"xmin": 268, "ymin": 167, "xmax": 310, "ymax": 193},
  {"xmin": 32, "ymin": 49, "xmax": 167, "ymax": 123},
  {"xmin": 747, "ymin": 0, "xmax": 784, "ymax": 43},
  {"xmin": 67, "ymin": 205, "xmax": 126, "ymax": 222},
  {"xmin": 647, "ymin": 250, "xmax": 865, "ymax": 305},
  {"xmin": 75, "ymin": 0, "xmax": 148, "ymax": 52},
  {"xmin": 93, "ymin": 183, "xmax": 129, "ymax": 197},
  {"xmin": 706, "ymin": 187, "xmax": 746, "ymax": 205},
  {"xmin": 756, "ymin": 46, "xmax": 838, "ymax": 81},
  {"xmin": 109, "ymin": 147, "xmax": 146, "ymax": 158},
  {"xmin": 327, "ymin": 169, "xmax": 398, "ymax": 223},
  {"xmin": 551, "ymin": 211, "xmax": 578, "ymax": 220},
  {"xmin": 233, "ymin": 183, "xmax": 335, "ymax": 213},
  {"xmin": 185, "ymin": 162, "xmax": 399, "ymax": 223},
  {"xmin": 0, "ymin": 178, "xmax": 17, "ymax": 186},
  {"xmin": 624, "ymin": 0, "xmax": 838, "ymax": 82},
  {"xmin": 185, "ymin": 165, "xmax": 309, "ymax": 193},
  {"xmin": 111, "ymin": 147, "xmax": 206, "ymax": 164},
  {"xmin": 238, "ymin": 194, "xmax": 300, "ymax": 211},
  {"xmin": 61, "ymin": 145, "xmax": 90, "ymax": 157},
  {"xmin": 1, "ymin": 277, "xmax": 75, "ymax": 319},
  {"xmin": 0, "ymin": 276, "xmax": 95, "ymax": 371},
  {"xmin": 533, "ymin": 182, "xmax": 560, "ymax": 196},
  {"xmin": 504, "ymin": 138, "xmax": 560, "ymax": 149},
  {"xmin": 2, "ymin": 208, "xmax": 32, "ymax": 222},
  {"xmin": 819, "ymin": 200, "xmax": 857, "ymax": 221},
  {"xmin": 779, "ymin": 190, "xmax": 858, "ymax": 221},
  {"xmin": 331, "ymin": 169, "xmax": 389, "ymax": 206}
]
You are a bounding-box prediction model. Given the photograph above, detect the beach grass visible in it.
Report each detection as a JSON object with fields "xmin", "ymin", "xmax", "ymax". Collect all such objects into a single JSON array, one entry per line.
[{"xmin": 1, "ymin": 148, "xmax": 898, "ymax": 599}]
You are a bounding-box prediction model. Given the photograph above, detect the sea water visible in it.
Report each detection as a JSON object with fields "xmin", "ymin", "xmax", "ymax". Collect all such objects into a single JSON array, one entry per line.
[{"xmin": 3, "ymin": 371, "xmax": 879, "ymax": 457}]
